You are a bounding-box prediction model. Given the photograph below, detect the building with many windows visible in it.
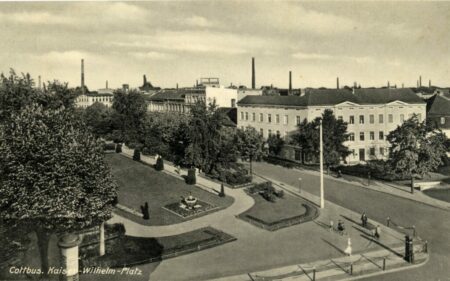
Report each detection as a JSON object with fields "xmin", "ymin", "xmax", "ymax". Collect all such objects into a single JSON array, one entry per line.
[
  {"xmin": 426, "ymin": 90, "xmax": 450, "ymax": 139},
  {"xmin": 237, "ymin": 88, "xmax": 426, "ymax": 164},
  {"xmin": 75, "ymin": 90, "xmax": 114, "ymax": 108}
]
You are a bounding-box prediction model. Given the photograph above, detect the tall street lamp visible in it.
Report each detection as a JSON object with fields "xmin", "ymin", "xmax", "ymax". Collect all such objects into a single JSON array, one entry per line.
[{"xmin": 319, "ymin": 118, "xmax": 324, "ymax": 209}]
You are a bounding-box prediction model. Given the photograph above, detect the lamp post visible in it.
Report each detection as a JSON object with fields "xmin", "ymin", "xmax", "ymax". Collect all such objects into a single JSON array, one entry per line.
[{"xmin": 319, "ymin": 119, "xmax": 324, "ymax": 209}]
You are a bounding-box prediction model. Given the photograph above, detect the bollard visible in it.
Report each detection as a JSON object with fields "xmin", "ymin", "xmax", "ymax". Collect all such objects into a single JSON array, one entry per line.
[
  {"xmin": 424, "ymin": 241, "xmax": 428, "ymax": 253},
  {"xmin": 412, "ymin": 225, "xmax": 416, "ymax": 237},
  {"xmin": 350, "ymin": 263, "xmax": 353, "ymax": 275},
  {"xmin": 387, "ymin": 217, "xmax": 390, "ymax": 227},
  {"xmin": 382, "ymin": 258, "xmax": 386, "ymax": 271},
  {"xmin": 312, "ymin": 268, "xmax": 316, "ymax": 281},
  {"xmin": 58, "ymin": 234, "xmax": 81, "ymax": 281}
]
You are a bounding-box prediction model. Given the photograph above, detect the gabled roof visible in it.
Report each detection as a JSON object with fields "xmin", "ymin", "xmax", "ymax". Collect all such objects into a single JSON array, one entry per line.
[
  {"xmin": 427, "ymin": 94, "xmax": 450, "ymax": 116},
  {"xmin": 238, "ymin": 88, "xmax": 425, "ymax": 107},
  {"xmin": 148, "ymin": 90, "xmax": 185, "ymax": 101}
]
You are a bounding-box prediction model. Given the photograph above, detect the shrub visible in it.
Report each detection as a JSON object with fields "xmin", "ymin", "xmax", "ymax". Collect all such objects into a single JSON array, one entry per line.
[
  {"xmin": 133, "ymin": 148, "xmax": 141, "ymax": 161},
  {"xmin": 115, "ymin": 143, "xmax": 122, "ymax": 153},
  {"xmin": 155, "ymin": 157, "xmax": 164, "ymax": 171},
  {"xmin": 274, "ymin": 189, "xmax": 284, "ymax": 198},
  {"xmin": 264, "ymin": 156, "xmax": 295, "ymax": 169},
  {"xmin": 219, "ymin": 184, "xmax": 225, "ymax": 197},
  {"xmin": 103, "ymin": 142, "xmax": 116, "ymax": 151},
  {"xmin": 219, "ymin": 169, "xmax": 252, "ymax": 185},
  {"xmin": 186, "ymin": 168, "xmax": 196, "ymax": 185},
  {"xmin": 140, "ymin": 202, "xmax": 149, "ymax": 220}
]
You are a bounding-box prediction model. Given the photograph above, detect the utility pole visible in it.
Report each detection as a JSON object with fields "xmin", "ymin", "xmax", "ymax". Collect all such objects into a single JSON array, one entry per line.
[{"xmin": 319, "ymin": 119, "xmax": 324, "ymax": 209}]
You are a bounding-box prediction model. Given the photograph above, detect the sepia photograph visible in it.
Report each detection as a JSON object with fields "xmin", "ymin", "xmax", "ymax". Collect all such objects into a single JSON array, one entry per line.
[{"xmin": 0, "ymin": 1, "xmax": 449, "ymax": 281}]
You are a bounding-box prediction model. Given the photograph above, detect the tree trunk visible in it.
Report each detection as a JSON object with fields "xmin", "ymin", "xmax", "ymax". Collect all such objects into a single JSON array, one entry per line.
[
  {"xmin": 249, "ymin": 156, "xmax": 253, "ymax": 180},
  {"xmin": 36, "ymin": 228, "xmax": 51, "ymax": 276},
  {"xmin": 99, "ymin": 222, "xmax": 105, "ymax": 256},
  {"xmin": 410, "ymin": 175, "xmax": 415, "ymax": 194}
]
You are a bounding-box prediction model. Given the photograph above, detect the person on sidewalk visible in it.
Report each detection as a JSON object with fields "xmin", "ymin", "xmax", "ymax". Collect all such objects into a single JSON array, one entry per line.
[
  {"xmin": 361, "ymin": 212, "xmax": 368, "ymax": 227},
  {"xmin": 330, "ymin": 220, "xmax": 334, "ymax": 232},
  {"xmin": 374, "ymin": 225, "xmax": 381, "ymax": 239}
]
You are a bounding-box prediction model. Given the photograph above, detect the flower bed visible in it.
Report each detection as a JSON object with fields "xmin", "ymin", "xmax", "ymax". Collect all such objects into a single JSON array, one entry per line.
[{"xmin": 163, "ymin": 200, "xmax": 217, "ymax": 218}]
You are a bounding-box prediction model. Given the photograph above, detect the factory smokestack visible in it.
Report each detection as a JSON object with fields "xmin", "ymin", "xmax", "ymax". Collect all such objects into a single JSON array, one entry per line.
[
  {"xmin": 387, "ymin": 81, "xmax": 390, "ymax": 88},
  {"xmin": 336, "ymin": 77, "xmax": 339, "ymax": 89},
  {"xmin": 143, "ymin": 75, "xmax": 147, "ymax": 85},
  {"xmin": 81, "ymin": 59, "xmax": 85, "ymax": 94},
  {"xmin": 419, "ymin": 75, "xmax": 422, "ymax": 87},
  {"xmin": 106, "ymin": 80, "xmax": 108, "ymax": 89},
  {"xmin": 289, "ymin": 71, "xmax": 292, "ymax": 93},
  {"xmin": 38, "ymin": 75, "xmax": 41, "ymax": 89},
  {"xmin": 252, "ymin": 57, "xmax": 255, "ymax": 89}
]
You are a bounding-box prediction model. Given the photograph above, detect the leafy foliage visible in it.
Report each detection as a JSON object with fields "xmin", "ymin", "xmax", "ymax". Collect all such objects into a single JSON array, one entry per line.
[
  {"xmin": 387, "ymin": 115, "xmax": 448, "ymax": 184},
  {"xmin": 236, "ymin": 126, "xmax": 267, "ymax": 161},
  {"xmin": 82, "ymin": 102, "xmax": 114, "ymax": 139},
  {"xmin": 291, "ymin": 109, "xmax": 350, "ymax": 167},
  {"xmin": 267, "ymin": 134, "xmax": 285, "ymax": 156}
]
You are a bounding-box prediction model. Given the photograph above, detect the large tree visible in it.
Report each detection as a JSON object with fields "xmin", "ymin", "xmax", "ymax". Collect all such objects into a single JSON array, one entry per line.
[
  {"xmin": 387, "ymin": 115, "xmax": 448, "ymax": 192},
  {"xmin": 292, "ymin": 109, "xmax": 350, "ymax": 170},
  {"xmin": 236, "ymin": 126, "xmax": 267, "ymax": 177},
  {"xmin": 82, "ymin": 102, "xmax": 114, "ymax": 139},
  {"xmin": 111, "ymin": 89, "xmax": 147, "ymax": 145},
  {"xmin": 0, "ymin": 103, "xmax": 117, "ymax": 274},
  {"xmin": 185, "ymin": 100, "xmax": 231, "ymax": 174},
  {"xmin": 267, "ymin": 134, "xmax": 285, "ymax": 156}
]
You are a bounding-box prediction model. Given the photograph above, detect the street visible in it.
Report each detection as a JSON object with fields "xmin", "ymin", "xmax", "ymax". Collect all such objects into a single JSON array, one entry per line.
[{"xmin": 253, "ymin": 161, "xmax": 450, "ymax": 281}]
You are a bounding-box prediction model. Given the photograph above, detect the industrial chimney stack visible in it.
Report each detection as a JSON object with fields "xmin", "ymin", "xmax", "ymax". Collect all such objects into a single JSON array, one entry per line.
[
  {"xmin": 81, "ymin": 59, "xmax": 85, "ymax": 94},
  {"xmin": 289, "ymin": 71, "xmax": 292, "ymax": 94},
  {"xmin": 143, "ymin": 75, "xmax": 147, "ymax": 85},
  {"xmin": 336, "ymin": 77, "xmax": 339, "ymax": 89},
  {"xmin": 106, "ymin": 80, "xmax": 108, "ymax": 89},
  {"xmin": 251, "ymin": 57, "xmax": 255, "ymax": 89},
  {"xmin": 419, "ymin": 75, "xmax": 422, "ymax": 87},
  {"xmin": 38, "ymin": 75, "xmax": 41, "ymax": 89}
]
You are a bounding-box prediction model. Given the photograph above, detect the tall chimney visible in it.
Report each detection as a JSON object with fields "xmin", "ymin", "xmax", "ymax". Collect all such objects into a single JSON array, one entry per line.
[
  {"xmin": 336, "ymin": 77, "xmax": 340, "ymax": 89},
  {"xmin": 419, "ymin": 75, "xmax": 422, "ymax": 87},
  {"xmin": 251, "ymin": 57, "xmax": 255, "ymax": 89},
  {"xmin": 176, "ymin": 83, "xmax": 179, "ymax": 89},
  {"xmin": 429, "ymin": 80, "xmax": 431, "ymax": 88},
  {"xmin": 353, "ymin": 81, "xmax": 357, "ymax": 89},
  {"xmin": 81, "ymin": 59, "xmax": 85, "ymax": 94},
  {"xmin": 143, "ymin": 75, "xmax": 147, "ymax": 85},
  {"xmin": 387, "ymin": 81, "xmax": 390, "ymax": 88},
  {"xmin": 38, "ymin": 75, "xmax": 41, "ymax": 89},
  {"xmin": 289, "ymin": 71, "xmax": 292, "ymax": 93},
  {"xmin": 106, "ymin": 80, "xmax": 108, "ymax": 89}
]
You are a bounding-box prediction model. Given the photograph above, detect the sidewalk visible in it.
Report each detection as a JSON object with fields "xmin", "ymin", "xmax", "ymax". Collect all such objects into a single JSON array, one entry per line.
[{"xmin": 268, "ymin": 163, "xmax": 450, "ymax": 211}]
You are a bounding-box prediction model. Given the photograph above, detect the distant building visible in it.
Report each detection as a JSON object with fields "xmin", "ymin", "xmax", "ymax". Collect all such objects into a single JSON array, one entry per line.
[
  {"xmin": 147, "ymin": 88, "xmax": 206, "ymax": 113},
  {"xmin": 426, "ymin": 91, "xmax": 450, "ymax": 139},
  {"xmin": 75, "ymin": 91, "xmax": 114, "ymax": 108},
  {"xmin": 238, "ymin": 88, "xmax": 426, "ymax": 164},
  {"xmin": 139, "ymin": 74, "xmax": 161, "ymax": 95}
]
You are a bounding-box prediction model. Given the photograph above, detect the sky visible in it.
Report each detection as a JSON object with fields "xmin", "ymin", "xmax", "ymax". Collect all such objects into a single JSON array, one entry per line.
[{"xmin": 0, "ymin": 1, "xmax": 449, "ymax": 90}]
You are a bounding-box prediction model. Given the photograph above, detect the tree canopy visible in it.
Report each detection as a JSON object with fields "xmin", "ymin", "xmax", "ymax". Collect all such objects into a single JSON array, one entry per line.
[
  {"xmin": 387, "ymin": 115, "xmax": 448, "ymax": 188},
  {"xmin": 292, "ymin": 109, "xmax": 350, "ymax": 167}
]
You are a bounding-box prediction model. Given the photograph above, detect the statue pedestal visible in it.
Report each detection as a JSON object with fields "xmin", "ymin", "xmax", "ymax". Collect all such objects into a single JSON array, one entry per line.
[{"xmin": 58, "ymin": 234, "xmax": 81, "ymax": 281}]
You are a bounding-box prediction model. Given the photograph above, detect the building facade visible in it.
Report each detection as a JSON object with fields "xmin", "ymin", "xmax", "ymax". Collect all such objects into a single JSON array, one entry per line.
[
  {"xmin": 237, "ymin": 88, "xmax": 426, "ymax": 164},
  {"xmin": 75, "ymin": 91, "xmax": 114, "ymax": 108}
]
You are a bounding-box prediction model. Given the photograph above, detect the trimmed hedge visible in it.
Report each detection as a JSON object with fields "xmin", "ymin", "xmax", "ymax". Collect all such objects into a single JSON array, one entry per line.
[
  {"xmin": 133, "ymin": 148, "xmax": 141, "ymax": 161},
  {"xmin": 186, "ymin": 168, "xmax": 196, "ymax": 185},
  {"xmin": 115, "ymin": 143, "xmax": 122, "ymax": 153},
  {"xmin": 155, "ymin": 157, "xmax": 164, "ymax": 171}
]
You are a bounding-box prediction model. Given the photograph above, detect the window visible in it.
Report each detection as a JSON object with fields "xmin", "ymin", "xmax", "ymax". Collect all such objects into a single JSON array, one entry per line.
[
  {"xmin": 359, "ymin": 115, "xmax": 365, "ymax": 124},
  {"xmin": 388, "ymin": 114, "xmax": 393, "ymax": 123},
  {"xmin": 370, "ymin": 115, "xmax": 374, "ymax": 124},
  {"xmin": 360, "ymin": 132, "xmax": 365, "ymax": 141},
  {"xmin": 296, "ymin": 116, "xmax": 301, "ymax": 125},
  {"xmin": 245, "ymin": 112, "xmax": 248, "ymax": 121},
  {"xmin": 349, "ymin": 133, "xmax": 355, "ymax": 141},
  {"xmin": 441, "ymin": 117, "xmax": 446, "ymax": 125},
  {"xmin": 379, "ymin": 114, "xmax": 384, "ymax": 123},
  {"xmin": 260, "ymin": 128, "xmax": 264, "ymax": 136},
  {"xmin": 268, "ymin": 114, "xmax": 272, "ymax": 123},
  {"xmin": 379, "ymin": 131, "xmax": 384, "ymax": 140},
  {"xmin": 268, "ymin": 129, "xmax": 272, "ymax": 136},
  {"xmin": 276, "ymin": 114, "xmax": 280, "ymax": 123},
  {"xmin": 370, "ymin": 147, "xmax": 375, "ymax": 156},
  {"xmin": 252, "ymin": 113, "xmax": 256, "ymax": 122},
  {"xmin": 240, "ymin": 112, "xmax": 244, "ymax": 120},
  {"xmin": 400, "ymin": 114, "xmax": 404, "ymax": 122},
  {"xmin": 349, "ymin": 116, "xmax": 355, "ymax": 124},
  {"xmin": 260, "ymin": 113, "xmax": 264, "ymax": 122},
  {"xmin": 338, "ymin": 116, "xmax": 343, "ymax": 121},
  {"xmin": 380, "ymin": 147, "xmax": 385, "ymax": 156},
  {"xmin": 284, "ymin": 115, "xmax": 288, "ymax": 125},
  {"xmin": 370, "ymin": 131, "xmax": 375, "ymax": 140}
]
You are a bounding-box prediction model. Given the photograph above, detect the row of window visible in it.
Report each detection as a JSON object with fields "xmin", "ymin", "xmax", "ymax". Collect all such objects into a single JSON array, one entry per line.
[
  {"xmin": 241, "ymin": 126, "xmax": 287, "ymax": 138},
  {"xmin": 240, "ymin": 112, "xmax": 301, "ymax": 125},
  {"xmin": 350, "ymin": 147, "xmax": 386, "ymax": 157},
  {"xmin": 348, "ymin": 131, "xmax": 385, "ymax": 142},
  {"xmin": 342, "ymin": 113, "xmax": 421, "ymax": 124},
  {"xmin": 78, "ymin": 97, "xmax": 113, "ymax": 103}
]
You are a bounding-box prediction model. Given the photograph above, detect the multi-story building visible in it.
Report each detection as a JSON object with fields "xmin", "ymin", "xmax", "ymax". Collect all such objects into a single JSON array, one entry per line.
[
  {"xmin": 426, "ymin": 90, "xmax": 450, "ymax": 139},
  {"xmin": 75, "ymin": 90, "xmax": 114, "ymax": 108},
  {"xmin": 237, "ymin": 88, "xmax": 426, "ymax": 164},
  {"xmin": 147, "ymin": 88, "xmax": 206, "ymax": 113}
]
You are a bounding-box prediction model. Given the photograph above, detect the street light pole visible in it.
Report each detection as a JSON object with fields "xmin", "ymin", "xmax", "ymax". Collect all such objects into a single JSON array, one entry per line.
[{"xmin": 319, "ymin": 119, "xmax": 324, "ymax": 209}]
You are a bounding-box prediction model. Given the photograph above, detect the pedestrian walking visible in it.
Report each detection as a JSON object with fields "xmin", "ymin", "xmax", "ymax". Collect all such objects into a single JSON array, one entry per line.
[
  {"xmin": 361, "ymin": 212, "xmax": 368, "ymax": 227},
  {"xmin": 330, "ymin": 220, "xmax": 334, "ymax": 232},
  {"xmin": 375, "ymin": 225, "xmax": 381, "ymax": 239},
  {"xmin": 344, "ymin": 238, "xmax": 352, "ymax": 256}
]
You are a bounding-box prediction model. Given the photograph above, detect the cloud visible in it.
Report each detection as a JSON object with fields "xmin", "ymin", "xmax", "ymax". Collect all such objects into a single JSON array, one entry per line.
[
  {"xmin": 0, "ymin": 11, "xmax": 74, "ymax": 25},
  {"xmin": 185, "ymin": 16, "xmax": 215, "ymax": 28},
  {"xmin": 292, "ymin": 51, "xmax": 375, "ymax": 64},
  {"xmin": 130, "ymin": 51, "xmax": 175, "ymax": 60},
  {"xmin": 113, "ymin": 30, "xmax": 271, "ymax": 55}
]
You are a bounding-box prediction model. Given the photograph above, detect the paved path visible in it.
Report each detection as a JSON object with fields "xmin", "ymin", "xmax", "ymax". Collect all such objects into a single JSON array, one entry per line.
[{"xmin": 252, "ymin": 161, "xmax": 450, "ymax": 281}]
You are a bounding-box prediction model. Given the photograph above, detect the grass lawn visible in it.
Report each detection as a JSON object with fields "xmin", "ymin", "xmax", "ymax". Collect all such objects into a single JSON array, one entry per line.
[
  {"xmin": 238, "ymin": 191, "xmax": 318, "ymax": 230},
  {"xmin": 423, "ymin": 187, "xmax": 450, "ymax": 203},
  {"xmin": 106, "ymin": 154, "xmax": 234, "ymax": 226},
  {"xmin": 81, "ymin": 227, "xmax": 236, "ymax": 268}
]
